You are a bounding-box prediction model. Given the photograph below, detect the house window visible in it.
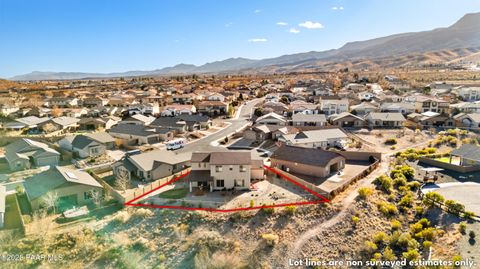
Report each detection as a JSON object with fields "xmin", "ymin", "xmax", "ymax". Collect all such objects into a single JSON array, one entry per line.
[
  {"xmin": 198, "ymin": 163, "xmax": 202, "ymax": 168},
  {"xmin": 216, "ymin": 180, "xmax": 225, "ymax": 188},
  {"xmin": 84, "ymin": 191, "xmax": 93, "ymax": 200},
  {"xmin": 234, "ymin": 179, "xmax": 245, "ymax": 187},
  {"xmin": 215, "ymin": 166, "xmax": 223, "ymax": 172},
  {"xmin": 240, "ymin": 165, "xmax": 246, "ymax": 172},
  {"xmin": 229, "ymin": 165, "xmax": 233, "ymax": 171}
]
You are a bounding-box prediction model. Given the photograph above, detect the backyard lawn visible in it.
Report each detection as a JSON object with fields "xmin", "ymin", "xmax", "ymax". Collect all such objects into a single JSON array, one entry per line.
[
  {"xmin": 4, "ymin": 194, "xmax": 23, "ymax": 230},
  {"xmin": 158, "ymin": 188, "xmax": 188, "ymax": 199},
  {"xmin": 435, "ymin": 157, "xmax": 451, "ymax": 163}
]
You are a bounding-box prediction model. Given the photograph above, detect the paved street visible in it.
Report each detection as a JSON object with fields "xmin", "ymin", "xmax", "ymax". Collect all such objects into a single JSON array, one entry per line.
[
  {"xmin": 178, "ymin": 98, "xmax": 263, "ymax": 153},
  {"xmin": 422, "ymin": 182, "xmax": 480, "ymax": 216}
]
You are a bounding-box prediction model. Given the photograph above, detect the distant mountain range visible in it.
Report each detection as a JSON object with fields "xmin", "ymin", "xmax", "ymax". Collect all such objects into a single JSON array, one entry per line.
[{"xmin": 10, "ymin": 12, "xmax": 480, "ymax": 81}]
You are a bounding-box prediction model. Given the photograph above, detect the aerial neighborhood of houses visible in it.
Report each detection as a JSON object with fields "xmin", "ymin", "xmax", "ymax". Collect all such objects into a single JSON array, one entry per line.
[{"xmin": 1, "ymin": 75, "xmax": 480, "ymax": 232}]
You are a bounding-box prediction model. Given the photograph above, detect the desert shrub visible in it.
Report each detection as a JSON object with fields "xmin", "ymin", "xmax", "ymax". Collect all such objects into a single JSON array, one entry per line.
[
  {"xmin": 284, "ymin": 205, "xmax": 297, "ymax": 215},
  {"xmin": 469, "ymin": 231, "xmax": 476, "ymax": 240},
  {"xmin": 113, "ymin": 210, "xmax": 131, "ymax": 224},
  {"xmin": 393, "ymin": 177, "xmax": 407, "ymax": 188},
  {"xmin": 378, "ymin": 201, "xmax": 398, "ymax": 216},
  {"xmin": 374, "ymin": 175, "xmax": 393, "ymax": 193},
  {"xmin": 407, "ymin": 181, "xmax": 421, "ymax": 191},
  {"xmin": 372, "ymin": 232, "xmax": 388, "ymax": 244},
  {"xmin": 358, "ymin": 187, "xmax": 373, "ymax": 199},
  {"xmin": 398, "ymin": 165, "xmax": 415, "ymax": 179},
  {"xmin": 364, "ymin": 241, "xmax": 378, "ymax": 253},
  {"xmin": 399, "ymin": 193, "xmax": 414, "ymax": 208},
  {"xmin": 352, "ymin": 216, "xmax": 360, "ymax": 226},
  {"xmin": 132, "ymin": 208, "xmax": 153, "ymax": 218},
  {"xmin": 423, "ymin": 240, "xmax": 432, "ymax": 249},
  {"xmin": 445, "ymin": 200, "xmax": 465, "ymax": 215},
  {"xmin": 261, "ymin": 233, "xmax": 279, "ymax": 247},
  {"xmin": 463, "ymin": 211, "xmax": 475, "ymax": 220},
  {"xmin": 194, "ymin": 248, "xmax": 246, "ymax": 269},
  {"xmin": 417, "ymin": 218, "xmax": 431, "ymax": 228},
  {"xmin": 385, "ymin": 138, "xmax": 397, "ymax": 145},
  {"xmin": 459, "ymin": 222, "xmax": 467, "ymax": 234},
  {"xmin": 402, "ymin": 249, "xmax": 420, "ymax": 261},
  {"xmin": 410, "ymin": 223, "xmax": 424, "ymax": 234},
  {"xmin": 391, "ymin": 220, "xmax": 402, "ymax": 230},
  {"xmin": 383, "ymin": 247, "xmax": 396, "ymax": 261},
  {"xmin": 423, "ymin": 192, "xmax": 445, "ymax": 207},
  {"xmin": 415, "ymin": 206, "xmax": 425, "ymax": 215},
  {"xmin": 261, "ymin": 206, "xmax": 275, "ymax": 215},
  {"xmin": 416, "ymin": 227, "xmax": 437, "ymax": 241}
]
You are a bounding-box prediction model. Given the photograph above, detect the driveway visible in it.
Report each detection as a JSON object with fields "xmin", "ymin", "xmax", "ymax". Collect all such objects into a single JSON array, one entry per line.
[{"xmin": 422, "ymin": 182, "xmax": 480, "ymax": 216}]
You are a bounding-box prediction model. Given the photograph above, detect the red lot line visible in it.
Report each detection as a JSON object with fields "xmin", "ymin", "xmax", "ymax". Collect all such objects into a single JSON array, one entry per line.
[{"xmin": 124, "ymin": 165, "xmax": 330, "ymax": 212}]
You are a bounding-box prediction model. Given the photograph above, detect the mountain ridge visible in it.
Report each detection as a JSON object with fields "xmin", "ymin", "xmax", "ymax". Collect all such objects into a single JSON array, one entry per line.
[{"xmin": 9, "ymin": 12, "xmax": 480, "ymax": 81}]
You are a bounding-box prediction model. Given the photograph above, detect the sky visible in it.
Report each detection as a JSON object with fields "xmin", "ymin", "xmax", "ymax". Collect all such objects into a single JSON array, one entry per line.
[{"xmin": 1, "ymin": 0, "xmax": 480, "ymax": 78}]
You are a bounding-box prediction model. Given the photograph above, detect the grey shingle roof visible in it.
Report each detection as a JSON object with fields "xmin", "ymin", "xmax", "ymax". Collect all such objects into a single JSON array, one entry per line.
[
  {"xmin": 23, "ymin": 166, "xmax": 102, "ymax": 201},
  {"xmin": 271, "ymin": 145, "xmax": 344, "ymax": 167},
  {"xmin": 208, "ymin": 151, "xmax": 251, "ymax": 165},
  {"xmin": 451, "ymin": 144, "xmax": 480, "ymax": 162},
  {"xmin": 291, "ymin": 113, "xmax": 327, "ymax": 122},
  {"xmin": 367, "ymin": 112, "xmax": 406, "ymax": 121},
  {"xmin": 70, "ymin": 135, "xmax": 92, "ymax": 149}
]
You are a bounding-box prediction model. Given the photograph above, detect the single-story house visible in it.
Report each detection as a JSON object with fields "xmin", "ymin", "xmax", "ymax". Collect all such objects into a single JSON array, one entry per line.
[
  {"xmin": 23, "ymin": 166, "xmax": 103, "ymax": 211},
  {"xmin": 112, "ymin": 150, "xmax": 191, "ymax": 181},
  {"xmin": 118, "ymin": 114, "xmax": 156, "ymax": 126},
  {"xmin": 58, "ymin": 135, "xmax": 107, "ymax": 158},
  {"xmin": 5, "ymin": 138, "xmax": 60, "ymax": 171},
  {"xmin": 270, "ymin": 145, "xmax": 346, "ymax": 178},
  {"xmin": 329, "ymin": 112, "xmax": 365, "ymax": 128},
  {"xmin": 2, "ymin": 116, "xmax": 50, "ymax": 131},
  {"xmin": 454, "ymin": 113, "xmax": 480, "ymax": 129},
  {"xmin": 450, "ymin": 144, "xmax": 480, "ymax": 167},
  {"xmin": 78, "ymin": 117, "xmax": 119, "ymax": 130},
  {"xmin": 160, "ymin": 105, "xmax": 197, "ymax": 117},
  {"xmin": 255, "ymin": 112, "xmax": 287, "ymax": 126},
  {"xmin": 108, "ymin": 124, "xmax": 175, "ymax": 146},
  {"xmin": 278, "ymin": 128, "xmax": 348, "ymax": 149},
  {"xmin": 365, "ymin": 112, "xmax": 406, "ymax": 128},
  {"xmin": 38, "ymin": 117, "xmax": 80, "ymax": 133},
  {"xmin": 291, "ymin": 113, "xmax": 327, "ymax": 127}
]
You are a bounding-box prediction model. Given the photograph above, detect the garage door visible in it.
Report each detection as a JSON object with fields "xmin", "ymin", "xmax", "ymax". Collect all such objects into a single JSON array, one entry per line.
[{"xmin": 36, "ymin": 156, "xmax": 59, "ymax": 166}]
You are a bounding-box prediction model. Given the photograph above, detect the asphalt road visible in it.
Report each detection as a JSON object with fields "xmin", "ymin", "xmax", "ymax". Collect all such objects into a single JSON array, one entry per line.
[{"xmin": 178, "ymin": 98, "xmax": 263, "ymax": 153}]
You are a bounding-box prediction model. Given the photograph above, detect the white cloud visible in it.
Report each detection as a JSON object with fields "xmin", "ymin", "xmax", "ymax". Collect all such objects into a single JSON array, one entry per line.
[
  {"xmin": 276, "ymin": 22, "xmax": 288, "ymax": 26},
  {"xmin": 225, "ymin": 22, "xmax": 233, "ymax": 27},
  {"xmin": 248, "ymin": 38, "xmax": 267, "ymax": 42},
  {"xmin": 289, "ymin": 28, "xmax": 300, "ymax": 34},
  {"xmin": 254, "ymin": 9, "xmax": 261, "ymax": 13},
  {"xmin": 299, "ymin": 21, "xmax": 324, "ymax": 29},
  {"xmin": 332, "ymin": 6, "xmax": 344, "ymax": 10}
]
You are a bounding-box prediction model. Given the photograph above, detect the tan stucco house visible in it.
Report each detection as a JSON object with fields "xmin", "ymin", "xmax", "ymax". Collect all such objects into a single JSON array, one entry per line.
[{"xmin": 188, "ymin": 150, "xmax": 264, "ymax": 192}]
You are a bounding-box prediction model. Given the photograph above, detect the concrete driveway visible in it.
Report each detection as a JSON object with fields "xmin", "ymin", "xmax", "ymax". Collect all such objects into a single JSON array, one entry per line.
[{"xmin": 422, "ymin": 182, "xmax": 480, "ymax": 216}]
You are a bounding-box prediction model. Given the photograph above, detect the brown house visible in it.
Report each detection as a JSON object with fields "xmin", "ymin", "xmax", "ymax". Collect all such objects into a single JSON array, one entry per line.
[{"xmin": 270, "ymin": 145, "xmax": 346, "ymax": 178}]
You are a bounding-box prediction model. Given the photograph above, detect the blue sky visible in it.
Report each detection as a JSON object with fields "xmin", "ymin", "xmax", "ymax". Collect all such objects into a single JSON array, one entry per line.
[{"xmin": 1, "ymin": 0, "xmax": 479, "ymax": 78}]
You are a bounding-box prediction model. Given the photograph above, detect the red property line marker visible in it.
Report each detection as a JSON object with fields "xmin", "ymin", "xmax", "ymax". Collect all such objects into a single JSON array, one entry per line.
[{"xmin": 124, "ymin": 165, "xmax": 330, "ymax": 212}]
